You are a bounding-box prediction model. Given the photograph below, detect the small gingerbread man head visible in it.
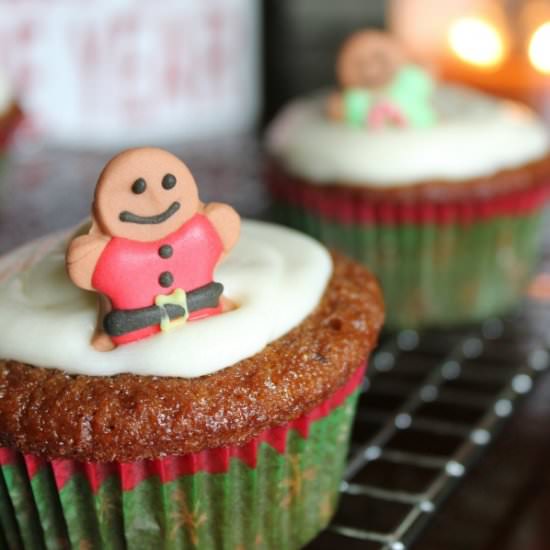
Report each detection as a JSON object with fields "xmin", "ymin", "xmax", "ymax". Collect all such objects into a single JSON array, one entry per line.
[
  {"xmin": 93, "ymin": 147, "xmax": 199, "ymax": 242},
  {"xmin": 336, "ymin": 30, "xmax": 406, "ymax": 89}
]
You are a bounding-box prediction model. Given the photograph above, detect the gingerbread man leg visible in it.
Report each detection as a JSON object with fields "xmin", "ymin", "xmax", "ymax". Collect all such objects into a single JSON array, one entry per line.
[{"xmin": 92, "ymin": 295, "xmax": 115, "ymax": 352}]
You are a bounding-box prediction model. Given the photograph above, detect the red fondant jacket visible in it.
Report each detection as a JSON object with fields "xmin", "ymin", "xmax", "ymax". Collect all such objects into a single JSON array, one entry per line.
[{"xmin": 92, "ymin": 214, "xmax": 223, "ymax": 345}]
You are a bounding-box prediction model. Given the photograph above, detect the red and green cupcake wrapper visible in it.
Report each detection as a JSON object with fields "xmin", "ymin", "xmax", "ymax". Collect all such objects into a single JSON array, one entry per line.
[
  {"xmin": 0, "ymin": 365, "xmax": 365, "ymax": 550},
  {"xmin": 269, "ymin": 170, "xmax": 550, "ymax": 329}
]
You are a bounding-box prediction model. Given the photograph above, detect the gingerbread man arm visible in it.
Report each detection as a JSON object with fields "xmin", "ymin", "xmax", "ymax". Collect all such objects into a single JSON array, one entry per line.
[
  {"xmin": 327, "ymin": 91, "xmax": 345, "ymax": 121},
  {"xmin": 203, "ymin": 202, "xmax": 241, "ymax": 253},
  {"xmin": 66, "ymin": 231, "xmax": 109, "ymax": 291}
]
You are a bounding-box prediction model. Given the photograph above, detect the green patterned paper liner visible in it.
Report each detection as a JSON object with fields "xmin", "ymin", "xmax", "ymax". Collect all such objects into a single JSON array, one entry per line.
[
  {"xmin": 0, "ymin": 366, "xmax": 365, "ymax": 550},
  {"xmin": 269, "ymin": 170, "xmax": 550, "ymax": 329},
  {"xmin": 276, "ymin": 204, "xmax": 545, "ymax": 328}
]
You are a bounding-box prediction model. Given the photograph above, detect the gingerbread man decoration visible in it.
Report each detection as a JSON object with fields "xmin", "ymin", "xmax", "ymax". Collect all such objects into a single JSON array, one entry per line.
[
  {"xmin": 67, "ymin": 147, "xmax": 240, "ymax": 351},
  {"xmin": 328, "ymin": 30, "xmax": 436, "ymax": 129}
]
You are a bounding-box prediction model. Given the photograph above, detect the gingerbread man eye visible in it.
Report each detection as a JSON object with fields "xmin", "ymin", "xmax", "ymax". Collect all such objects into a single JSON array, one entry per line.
[
  {"xmin": 162, "ymin": 174, "xmax": 177, "ymax": 190},
  {"xmin": 132, "ymin": 178, "xmax": 147, "ymax": 194}
]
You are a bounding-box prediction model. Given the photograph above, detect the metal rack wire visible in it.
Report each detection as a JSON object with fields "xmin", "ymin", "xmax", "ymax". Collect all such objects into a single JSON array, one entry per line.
[{"xmin": 306, "ymin": 299, "xmax": 550, "ymax": 550}]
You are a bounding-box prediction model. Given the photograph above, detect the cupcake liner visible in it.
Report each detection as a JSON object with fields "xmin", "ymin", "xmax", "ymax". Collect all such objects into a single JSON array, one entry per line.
[
  {"xmin": 269, "ymin": 170, "xmax": 550, "ymax": 328},
  {"xmin": 0, "ymin": 365, "xmax": 365, "ymax": 550}
]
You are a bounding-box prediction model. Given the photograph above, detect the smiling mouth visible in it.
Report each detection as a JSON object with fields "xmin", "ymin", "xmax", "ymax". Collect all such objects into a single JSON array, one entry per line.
[{"xmin": 119, "ymin": 201, "xmax": 181, "ymax": 225}]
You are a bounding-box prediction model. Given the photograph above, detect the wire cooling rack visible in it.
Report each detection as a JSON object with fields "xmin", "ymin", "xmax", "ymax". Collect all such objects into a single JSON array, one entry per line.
[{"xmin": 306, "ymin": 297, "xmax": 550, "ymax": 550}]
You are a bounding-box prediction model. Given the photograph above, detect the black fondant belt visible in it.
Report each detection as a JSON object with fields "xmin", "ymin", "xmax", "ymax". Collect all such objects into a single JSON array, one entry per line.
[{"xmin": 103, "ymin": 282, "xmax": 224, "ymax": 337}]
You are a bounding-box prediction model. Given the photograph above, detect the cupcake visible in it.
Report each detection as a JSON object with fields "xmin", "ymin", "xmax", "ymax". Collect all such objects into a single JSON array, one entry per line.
[
  {"xmin": 0, "ymin": 148, "xmax": 384, "ymax": 549},
  {"xmin": 266, "ymin": 29, "xmax": 550, "ymax": 330}
]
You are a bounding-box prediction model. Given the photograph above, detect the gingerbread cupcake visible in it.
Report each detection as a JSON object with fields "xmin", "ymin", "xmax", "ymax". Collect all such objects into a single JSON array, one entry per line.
[
  {"xmin": 0, "ymin": 148, "xmax": 384, "ymax": 549},
  {"xmin": 266, "ymin": 29, "xmax": 550, "ymax": 329}
]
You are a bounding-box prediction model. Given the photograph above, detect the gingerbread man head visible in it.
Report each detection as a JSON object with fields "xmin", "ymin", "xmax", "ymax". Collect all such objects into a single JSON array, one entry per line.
[
  {"xmin": 336, "ymin": 30, "xmax": 406, "ymax": 89},
  {"xmin": 93, "ymin": 147, "xmax": 199, "ymax": 242}
]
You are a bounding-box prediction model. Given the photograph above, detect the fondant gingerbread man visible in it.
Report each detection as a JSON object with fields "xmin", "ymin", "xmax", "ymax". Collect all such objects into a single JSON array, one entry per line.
[
  {"xmin": 67, "ymin": 147, "xmax": 240, "ymax": 351},
  {"xmin": 328, "ymin": 30, "xmax": 435, "ymax": 129}
]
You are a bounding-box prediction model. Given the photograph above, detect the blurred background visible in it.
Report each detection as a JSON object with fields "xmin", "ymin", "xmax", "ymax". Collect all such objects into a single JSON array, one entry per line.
[
  {"xmin": 2, "ymin": 0, "xmax": 550, "ymax": 147},
  {"xmin": 1, "ymin": 0, "xmax": 549, "ymax": 236},
  {"xmin": 1, "ymin": 1, "xmax": 550, "ymax": 549}
]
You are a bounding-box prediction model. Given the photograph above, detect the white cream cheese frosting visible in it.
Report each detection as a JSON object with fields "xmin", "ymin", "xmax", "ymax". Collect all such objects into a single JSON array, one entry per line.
[
  {"xmin": 0, "ymin": 220, "xmax": 332, "ymax": 378},
  {"xmin": 266, "ymin": 85, "xmax": 550, "ymax": 186}
]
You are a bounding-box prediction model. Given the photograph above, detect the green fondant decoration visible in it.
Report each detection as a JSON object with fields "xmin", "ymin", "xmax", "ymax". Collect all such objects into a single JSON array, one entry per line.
[
  {"xmin": 0, "ymin": 390, "xmax": 360, "ymax": 549},
  {"xmin": 342, "ymin": 64, "xmax": 436, "ymax": 129},
  {"xmin": 388, "ymin": 65, "xmax": 436, "ymax": 128},
  {"xmin": 272, "ymin": 202, "xmax": 545, "ymax": 329},
  {"xmin": 343, "ymin": 88, "xmax": 373, "ymax": 127}
]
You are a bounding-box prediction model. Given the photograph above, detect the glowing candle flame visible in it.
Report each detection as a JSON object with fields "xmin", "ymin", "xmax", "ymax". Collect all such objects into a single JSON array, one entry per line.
[
  {"xmin": 448, "ymin": 17, "xmax": 506, "ymax": 68},
  {"xmin": 529, "ymin": 21, "xmax": 550, "ymax": 74}
]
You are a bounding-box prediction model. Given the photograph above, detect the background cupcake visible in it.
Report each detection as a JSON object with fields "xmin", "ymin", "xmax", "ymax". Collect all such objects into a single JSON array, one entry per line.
[
  {"xmin": 266, "ymin": 29, "xmax": 550, "ymax": 330},
  {"xmin": 0, "ymin": 149, "xmax": 384, "ymax": 549}
]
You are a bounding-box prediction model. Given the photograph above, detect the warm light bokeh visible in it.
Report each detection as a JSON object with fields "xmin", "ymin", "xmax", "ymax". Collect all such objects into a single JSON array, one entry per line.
[
  {"xmin": 448, "ymin": 16, "xmax": 507, "ymax": 68},
  {"xmin": 528, "ymin": 21, "xmax": 550, "ymax": 74}
]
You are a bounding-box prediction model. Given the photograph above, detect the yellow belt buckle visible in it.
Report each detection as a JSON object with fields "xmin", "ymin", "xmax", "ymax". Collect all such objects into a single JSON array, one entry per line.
[{"xmin": 155, "ymin": 288, "xmax": 189, "ymax": 332}]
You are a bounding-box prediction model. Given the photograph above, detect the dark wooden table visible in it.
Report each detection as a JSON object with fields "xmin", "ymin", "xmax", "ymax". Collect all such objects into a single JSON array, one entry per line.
[{"xmin": 1, "ymin": 142, "xmax": 550, "ymax": 550}]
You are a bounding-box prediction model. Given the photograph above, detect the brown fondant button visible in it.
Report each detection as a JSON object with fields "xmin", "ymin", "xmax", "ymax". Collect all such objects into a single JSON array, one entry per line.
[
  {"xmin": 158, "ymin": 244, "xmax": 173, "ymax": 259},
  {"xmin": 159, "ymin": 271, "xmax": 174, "ymax": 288}
]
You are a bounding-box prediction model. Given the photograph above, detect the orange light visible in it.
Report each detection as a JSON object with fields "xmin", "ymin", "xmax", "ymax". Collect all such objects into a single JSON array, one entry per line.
[
  {"xmin": 448, "ymin": 17, "xmax": 506, "ymax": 68},
  {"xmin": 528, "ymin": 21, "xmax": 550, "ymax": 73}
]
